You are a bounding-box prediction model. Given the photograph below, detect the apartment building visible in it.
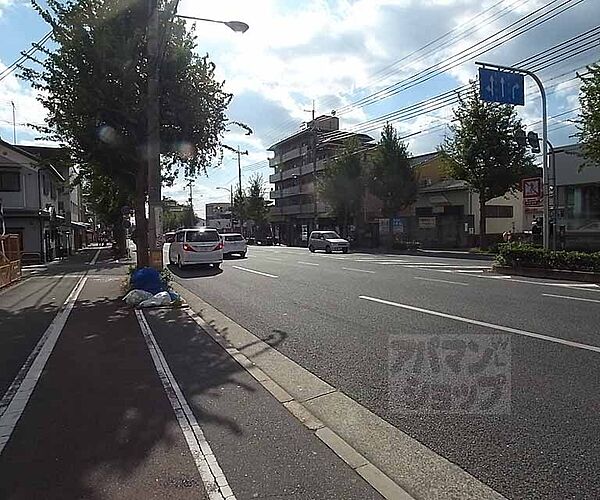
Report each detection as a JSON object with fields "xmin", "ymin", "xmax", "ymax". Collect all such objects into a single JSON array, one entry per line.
[
  {"xmin": 268, "ymin": 115, "xmax": 373, "ymax": 246},
  {"xmin": 206, "ymin": 202, "xmax": 232, "ymax": 231}
]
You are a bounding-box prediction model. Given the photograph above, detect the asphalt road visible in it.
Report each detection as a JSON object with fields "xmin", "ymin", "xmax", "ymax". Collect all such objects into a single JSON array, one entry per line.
[{"xmin": 169, "ymin": 244, "xmax": 600, "ymax": 500}]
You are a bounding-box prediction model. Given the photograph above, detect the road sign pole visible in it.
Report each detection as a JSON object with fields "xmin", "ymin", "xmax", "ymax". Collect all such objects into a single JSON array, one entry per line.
[{"xmin": 476, "ymin": 62, "xmax": 549, "ymax": 250}]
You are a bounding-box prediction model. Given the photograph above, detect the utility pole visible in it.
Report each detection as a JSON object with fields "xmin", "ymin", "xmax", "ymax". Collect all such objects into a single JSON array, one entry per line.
[
  {"xmin": 235, "ymin": 146, "xmax": 248, "ymax": 234},
  {"xmin": 10, "ymin": 101, "xmax": 16, "ymax": 144},
  {"xmin": 187, "ymin": 178, "xmax": 194, "ymax": 227},
  {"xmin": 146, "ymin": 0, "xmax": 162, "ymax": 268},
  {"xmin": 304, "ymin": 101, "xmax": 318, "ymax": 233}
]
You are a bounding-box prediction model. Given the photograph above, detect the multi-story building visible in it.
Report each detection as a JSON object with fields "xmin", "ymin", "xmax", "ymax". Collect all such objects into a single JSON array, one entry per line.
[
  {"xmin": 0, "ymin": 140, "xmax": 75, "ymax": 262},
  {"xmin": 268, "ymin": 115, "xmax": 373, "ymax": 246},
  {"xmin": 205, "ymin": 202, "xmax": 232, "ymax": 231}
]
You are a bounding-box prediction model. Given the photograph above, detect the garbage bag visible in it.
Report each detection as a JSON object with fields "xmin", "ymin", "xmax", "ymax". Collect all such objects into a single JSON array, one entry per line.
[
  {"xmin": 123, "ymin": 289, "xmax": 153, "ymax": 306},
  {"xmin": 138, "ymin": 291, "xmax": 172, "ymax": 308},
  {"xmin": 131, "ymin": 267, "xmax": 165, "ymax": 295}
]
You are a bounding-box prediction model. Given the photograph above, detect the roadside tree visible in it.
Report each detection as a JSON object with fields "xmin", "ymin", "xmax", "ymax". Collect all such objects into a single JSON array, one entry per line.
[
  {"xmin": 439, "ymin": 84, "xmax": 535, "ymax": 248},
  {"xmin": 577, "ymin": 63, "xmax": 600, "ymax": 167},
  {"xmin": 23, "ymin": 0, "xmax": 231, "ymax": 267}
]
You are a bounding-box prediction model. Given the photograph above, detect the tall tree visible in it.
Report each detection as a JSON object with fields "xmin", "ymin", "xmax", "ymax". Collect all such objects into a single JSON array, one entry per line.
[
  {"xmin": 318, "ymin": 137, "xmax": 364, "ymax": 236},
  {"xmin": 23, "ymin": 0, "xmax": 231, "ymax": 267},
  {"xmin": 577, "ymin": 63, "xmax": 600, "ymax": 167},
  {"xmin": 439, "ymin": 84, "xmax": 535, "ymax": 247},
  {"xmin": 368, "ymin": 123, "xmax": 417, "ymax": 224},
  {"xmin": 244, "ymin": 174, "xmax": 270, "ymax": 225},
  {"xmin": 231, "ymin": 187, "xmax": 247, "ymax": 233}
]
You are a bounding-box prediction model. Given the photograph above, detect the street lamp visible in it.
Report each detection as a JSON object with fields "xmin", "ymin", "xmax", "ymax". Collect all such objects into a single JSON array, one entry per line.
[{"xmin": 175, "ymin": 14, "xmax": 249, "ymax": 33}]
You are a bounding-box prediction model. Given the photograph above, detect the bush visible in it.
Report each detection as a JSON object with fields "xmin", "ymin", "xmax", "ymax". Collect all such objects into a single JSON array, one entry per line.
[{"xmin": 496, "ymin": 243, "xmax": 600, "ymax": 272}]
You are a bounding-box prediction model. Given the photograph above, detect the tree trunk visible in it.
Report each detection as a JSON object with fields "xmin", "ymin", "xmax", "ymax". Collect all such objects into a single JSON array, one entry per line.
[
  {"xmin": 479, "ymin": 196, "xmax": 487, "ymax": 249},
  {"xmin": 112, "ymin": 217, "xmax": 127, "ymax": 258},
  {"xmin": 134, "ymin": 165, "xmax": 149, "ymax": 268}
]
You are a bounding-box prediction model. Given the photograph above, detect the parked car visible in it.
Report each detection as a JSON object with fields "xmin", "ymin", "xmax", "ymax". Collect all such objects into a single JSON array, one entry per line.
[
  {"xmin": 164, "ymin": 232, "xmax": 175, "ymax": 243},
  {"xmin": 169, "ymin": 228, "xmax": 223, "ymax": 269},
  {"xmin": 308, "ymin": 231, "xmax": 350, "ymax": 253},
  {"xmin": 221, "ymin": 233, "xmax": 247, "ymax": 258}
]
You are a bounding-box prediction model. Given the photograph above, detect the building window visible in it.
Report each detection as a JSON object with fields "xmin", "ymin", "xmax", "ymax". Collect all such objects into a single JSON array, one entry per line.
[
  {"xmin": 415, "ymin": 207, "xmax": 433, "ymax": 216},
  {"xmin": 0, "ymin": 171, "xmax": 21, "ymax": 192},
  {"xmin": 485, "ymin": 205, "xmax": 513, "ymax": 218}
]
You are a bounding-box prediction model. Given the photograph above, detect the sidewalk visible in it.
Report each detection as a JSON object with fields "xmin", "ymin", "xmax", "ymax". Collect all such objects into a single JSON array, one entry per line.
[{"xmin": 0, "ymin": 259, "xmax": 382, "ymax": 499}]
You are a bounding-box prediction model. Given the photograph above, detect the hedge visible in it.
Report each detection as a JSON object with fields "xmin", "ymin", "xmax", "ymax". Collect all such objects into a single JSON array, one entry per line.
[{"xmin": 496, "ymin": 243, "xmax": 600, "ymax": 273}]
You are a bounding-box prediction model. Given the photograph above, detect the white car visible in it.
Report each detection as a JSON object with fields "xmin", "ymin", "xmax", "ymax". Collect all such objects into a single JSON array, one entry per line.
[
  {"xmin": 169, "ymin": 228, "xmax": 223, "ymax": 269},
  {"xmin": 221, "ymin": 233, "xmax": 247, "ymax": 258}
]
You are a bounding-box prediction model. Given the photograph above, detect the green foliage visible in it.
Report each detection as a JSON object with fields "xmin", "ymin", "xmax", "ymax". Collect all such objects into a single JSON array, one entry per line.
[
  {"xmin": 23, "ymin": 0, "xmax": 232, "ymax": 266},
  {"xmin": 368, "ymin": 123, "xmax": 417, "ymax": 217},
  {"xmin": 244, "ymin": 174, "xmax": 270, "ymax": 224},
  {"xmin": 231, "ymin": 187, "xmax": 247, "ymax": 223},
  {"xmin": 318, "ymin": 137, "xmax": 364, "ymax": 232},
  {"xmin": 577, "ymin": 63, "xmax": 600, "ymax": 168},
  {"xmin": 159, "ymin": 267, "xmax": 172, "ymax": 288},
  {"xmin": 496, "ymin": 243, "xmax": 600, "ymax": 272},
  {"xmin": 439, "ymin": 84, "xmax": 536, "ymax": 202}
]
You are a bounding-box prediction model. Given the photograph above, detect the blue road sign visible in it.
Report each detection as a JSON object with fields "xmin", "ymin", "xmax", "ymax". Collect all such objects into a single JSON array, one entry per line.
[{"xmin": 479, "ymin": 68, "xmax": 524, "ymax": 106}]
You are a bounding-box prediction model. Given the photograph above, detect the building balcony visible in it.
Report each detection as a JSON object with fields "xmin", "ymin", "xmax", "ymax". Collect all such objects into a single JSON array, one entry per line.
[
  {"xmin": 269, "ymin": 183, "xmax": 314, "ymax": 199},
  {"xmin": 270, "ymin": 201, "xmax": 329, "ymax": 217}
]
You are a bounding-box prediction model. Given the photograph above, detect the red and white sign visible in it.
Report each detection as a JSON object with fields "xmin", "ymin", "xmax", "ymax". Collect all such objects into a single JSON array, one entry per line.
[{"xmin": 522, "ymin": 177, "xmax": 542, "ymax": 200}]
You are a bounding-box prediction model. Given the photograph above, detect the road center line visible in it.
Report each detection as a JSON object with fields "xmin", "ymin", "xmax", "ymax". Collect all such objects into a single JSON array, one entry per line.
[
  {"xmin": 297, "ymin": 261, "xmax": 319, "ymax": 266},
  {"xmin": 414, "ymin": 276, "xmax": 469, "ymax": 286},
  {"xmin": 359, "ymin": 295, "xmax": 600, "ymax": 354},
  {"xmin": 342, "ymin": 267, "xmax": 375, "ymax": 274},
  {"xmin": 0, "ymin": 275, "xmax": 88, "ymax": 454},
  {"xmin": 542, "ymin": 293, "xmax": 600, "ymax": 304},
  {"xmin": 135, "ymin": 311, "xmax": 234, "ymax": 500},
  {"xmin": 232, "ymin": 265, "xmax": 278, "ymax": 278}
]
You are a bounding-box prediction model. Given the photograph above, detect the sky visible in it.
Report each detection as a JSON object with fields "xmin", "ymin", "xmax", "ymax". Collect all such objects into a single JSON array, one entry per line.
[{"xmin": 0, "ymin": 0, "xmax": 598, "ymax": 218}]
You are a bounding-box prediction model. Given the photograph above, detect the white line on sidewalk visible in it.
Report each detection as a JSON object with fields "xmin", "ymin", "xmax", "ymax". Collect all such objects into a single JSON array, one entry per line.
[
  {"xmin": 414, "ymin": 277, "xmax": 468, "ymax": 286},
  {"xmin": 231, "ymin": 266, "xmax": 278, "ymax": 278},
  {"xmin": 0, "ymin": 275, "xmax": 88, "ymax": 455},
  {"xmin": 342, "ymin": 267, "xmax": 376, "ymax": 274},
  {"xmin": 135, "ymin": 311, "xmax": 235, "ymax": 500},
  {"xmin": 297, "ymin": 261, "xmax": 319, "ymax": 266},
  {"xmin": 542, "ymin": 293, "xmax": 600, "ymax": 304},
  {"xmin": 88, "ymin": 248, "xmax": 102, "ymax": 266},
  {"xmin": 359, "ymin": 295, "xmax": 600, "ymax": 354}
]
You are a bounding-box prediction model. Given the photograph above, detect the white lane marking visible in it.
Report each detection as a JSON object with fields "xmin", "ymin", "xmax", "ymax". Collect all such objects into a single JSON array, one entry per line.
[
  {"xmin": 0, "ymin": 276, "xmax": 88, "ymax": 454},
  {"xmin": 359, "ymin": 295, "xmax": 600, "ymax": 354},
  {"xmin": 88, "ymin": 248, "xmax": 102, "ymax": 266},
  {"xmin": 342, "ymin": 267, "xmax": 376, "ymax": 274},
  {"xmin": 297, "ymin": 261, "xmax": 319, "ymax": 266},
  {"xmin": 475, "ymin": 274, "xmax": 600, "ymax": 291},
  {"xmin": 414, "ymin": 277, "xmax": 469, "ymax": 286},
  {"xmin": 542, "ymin": 293, "xmax": 600, "ymax": 304},
  {"xmin": 136, "ymin": 311, "xmax": 235, "ymax": 500},
  {"xmin": 231, "ymin": 266, "xmax": 278, "ymax": 278}
]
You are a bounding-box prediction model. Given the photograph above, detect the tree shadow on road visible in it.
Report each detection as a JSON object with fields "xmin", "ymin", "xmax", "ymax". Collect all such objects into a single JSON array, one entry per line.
[
  {"xmin": 0, "ymin": 282, "xmax": 278, "ymax": 500},
  {"xmin": 167, "ymin": 263, "xmax": 223, "ymax": 279}
]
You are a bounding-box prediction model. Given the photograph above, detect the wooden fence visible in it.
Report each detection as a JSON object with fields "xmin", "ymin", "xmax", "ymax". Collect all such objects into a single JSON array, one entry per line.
[{"xmin": 0, "ymin": 234, "xmax": 22, "ymax": 289}]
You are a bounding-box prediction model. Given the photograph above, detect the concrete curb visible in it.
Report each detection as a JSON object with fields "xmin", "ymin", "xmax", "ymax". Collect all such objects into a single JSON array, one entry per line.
[
  {"xmin": 492, "ymin": 265, "xmax": 600, "ymax": 283},
  {"xmin": 173, "ymin": 282, "xmax": 507, "ymax": 500}
]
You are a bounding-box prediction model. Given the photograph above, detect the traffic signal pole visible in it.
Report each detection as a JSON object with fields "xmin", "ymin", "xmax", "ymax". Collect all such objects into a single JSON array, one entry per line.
[{"xmin": 476, "ymin": 62, "xmax": 549, "ymax": 250}]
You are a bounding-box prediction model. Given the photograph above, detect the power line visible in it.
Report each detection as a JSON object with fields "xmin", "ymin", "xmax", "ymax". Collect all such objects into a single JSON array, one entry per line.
[{"xmin": 0, "ymin": 31, "xmax": 52, "ymax": 83}]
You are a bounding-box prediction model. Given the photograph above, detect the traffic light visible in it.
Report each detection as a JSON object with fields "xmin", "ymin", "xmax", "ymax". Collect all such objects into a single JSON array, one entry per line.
[
  {"xmin": 527, "ymin": 131, "xmax": 541, "ymax": 153},
  {"xmin": 515, "ymin": 128, "xmax": 527, "ymax": 147}
]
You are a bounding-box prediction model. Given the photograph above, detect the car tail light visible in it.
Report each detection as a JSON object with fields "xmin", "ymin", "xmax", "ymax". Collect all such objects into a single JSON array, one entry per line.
[
  {"xmin": 183, "ymin": 243, "xmax": 196, "ymax": 252},
  {"xmin": 214, "ymin": 241, "xmax": 224, "ymax": 251}
]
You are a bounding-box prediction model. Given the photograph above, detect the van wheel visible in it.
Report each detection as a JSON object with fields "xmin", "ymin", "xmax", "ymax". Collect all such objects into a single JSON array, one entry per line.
[
  {"xmin": 177, "ymin": 256, "xmax": 183, "ymax": 270},
  {"xmin": 213, "ymin": 262, "xmax": 221, "ymax": 269},
  {"xmin": 325, "ymin": 245, "xmax": 332, "ymax": 254},
  {"xmin": 240, "ymin": 252, "xmax": 246, "ymax": 258},
  {"xmin": 342, "ymin": 247, "xmax": 349, "ymax": 254},
  {"xmin": 309, "ymin": 245, "xmax": 315, "ymax": 253}
]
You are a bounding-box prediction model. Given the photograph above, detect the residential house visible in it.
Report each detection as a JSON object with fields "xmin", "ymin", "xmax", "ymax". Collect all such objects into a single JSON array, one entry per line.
[
  {"xmin": 0, "ymin": 140, "xmax": 85, "ymax": 262},
  {"xmin": 268, "ymin": 115, "xmax": 374, "ymax": 246}
]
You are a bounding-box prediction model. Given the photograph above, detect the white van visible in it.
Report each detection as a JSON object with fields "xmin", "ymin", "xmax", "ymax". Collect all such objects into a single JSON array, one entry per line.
[{"xmin": 169, "ymin": 228, "xmax": 223, "ymax": 269}]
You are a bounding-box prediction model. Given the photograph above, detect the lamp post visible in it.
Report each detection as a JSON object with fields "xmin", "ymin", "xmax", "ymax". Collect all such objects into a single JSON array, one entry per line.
[{"xmin": 146, "ymin": 4, "xmax": 248, "ymax": 269}]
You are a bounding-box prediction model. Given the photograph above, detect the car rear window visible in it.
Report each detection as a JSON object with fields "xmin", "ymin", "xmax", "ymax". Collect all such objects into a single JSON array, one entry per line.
[
  {"xmin": 185, "ymin": 230, "xmax": 220, "ymax": 242},
  {"xmin": 225, "ymin": 235, "xmax": 244, "ymax": 242}
]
